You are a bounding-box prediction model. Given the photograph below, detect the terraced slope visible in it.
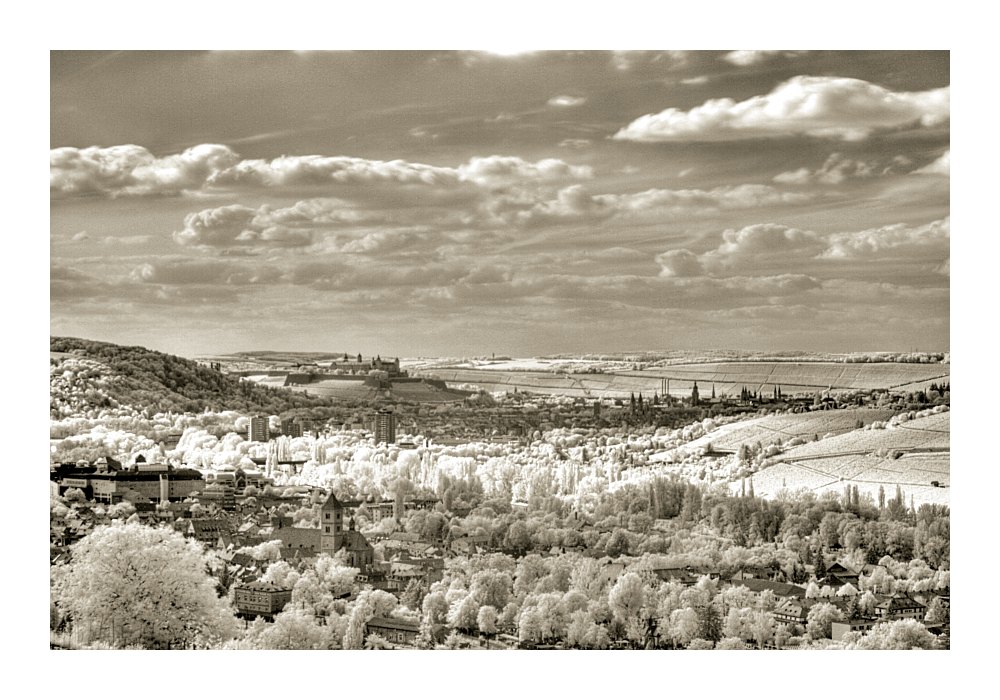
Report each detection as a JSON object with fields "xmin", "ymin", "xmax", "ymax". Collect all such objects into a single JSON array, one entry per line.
[{"xmin": 741, "ymin": 410, "xmax": 950, "ymax": 507}]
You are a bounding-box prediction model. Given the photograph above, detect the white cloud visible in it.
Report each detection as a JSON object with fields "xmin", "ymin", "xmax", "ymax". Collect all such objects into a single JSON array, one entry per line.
[
  {"xmin": 50, "ymin": 144, "xmax": 240, "ymax": 197},
  {"xmin": 50, "ymin": 145, "xmax": 592, "ymax": 199},
  {"xmin": 773, "ymin": 152, "xmax": 892, "ymax": 185},
  {"xmin": 722, "ymin": 50, "xmax": 806, "ymax": 66},
  {"xmin": 612, "ymin": 76, "xmax": 950, "ymax": 142},
  {"xmin": 457, "ymin": 155, "xmax": 593, "ymax": 186},
  {"xmin": 912, "ymin": 150, "xmax": 950, "ymax": 176},
  {"xmin": 71, "ymin": 231, "xmax": 89, "ymax": 241},
  {"xmin": 547, "ymin": 95, "xmax": 586, "ymax": 108},
  {"xmin": 656, "ymin": 217, "xmax": 950, "ymax": 276},
  {"xmin": 819, "ymin": 217, "xmax": 950, "ymax": 259}
]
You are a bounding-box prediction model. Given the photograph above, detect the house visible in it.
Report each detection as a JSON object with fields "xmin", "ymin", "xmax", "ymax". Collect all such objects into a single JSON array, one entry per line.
[
  {"xmin": 187, "ymin": 518, "xmax": 232, "ymax": 546},
  {"xmin": 873, "ymin": 594, "xmax": 926, "ymax": 621},
  {"xmin": 650, "ymin": 567, "xmax": 700, "ymax": 586},
  {"xmin": 234, "ymin": 581, "xmax": 292, "ymax": 621},
  {"xmin": 773, "ymin": 597, "xmax": 816, "ymax": 626},
  {"xmin": 365, "ymin": 616, "xmax": 421, "ymax": 646},
  {"xmin": 729, "ymin": 578, "xmax": 806, "ymax": 601},
  {"xmin": 825, "ymin": 563, "xmax": 860, "ymax": 587},
  {"xmin": 831, "ymin": 618, "xmax": 880, "ymax": 641}
]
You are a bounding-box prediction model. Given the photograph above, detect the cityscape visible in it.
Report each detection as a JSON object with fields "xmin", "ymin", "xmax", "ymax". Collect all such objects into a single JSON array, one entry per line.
[{"xmin": 49, "ymin": 47, "xmax": 951, "ymax": 671}]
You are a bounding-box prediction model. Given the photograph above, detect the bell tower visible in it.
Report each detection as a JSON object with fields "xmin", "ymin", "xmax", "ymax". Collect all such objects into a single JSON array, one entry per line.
[{"xmin": 320, "ymin": 492, "xmax": 345, "ymax": 554}]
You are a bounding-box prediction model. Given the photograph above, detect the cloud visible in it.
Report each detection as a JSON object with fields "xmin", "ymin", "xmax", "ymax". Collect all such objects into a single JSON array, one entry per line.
[
  {"xmin": 680, "ymin": 76, "xmax": 709, "ymax": 86},
  {"xmin": 912, "ymin": 150, "xmax": 950, "ymax": 176},
  {"xmin": 547, "ymin": 95, "xmax": 586, "ymax": 107},
  {"xmin": 655, "ymin": 217, "xmax": 950, "ymax": 277},
  {"xmin": 72, "ymin": 231, "xmax": 89, "ymax": 241},
  {"xmin": 655, "ymin": 249, "xmax": 703, "ymax": 277},
  {"xmin": 559, "ymin": 138, "xmax": 592, "ymax": 149},
  {"xmin": 612, "ymin": 76, "xmax": 950, "ymax": 142},
  {"xmin": 773, "ymin": 152, "xmax": 910, "ymax": 185},
  {"xmin": 722, "ymin": 50, "xmax": 806, "ymax": 66},
  {"xmin": 456, "ymin": 155, "xmax": 592, "ymax": 186},
  {"xmin": 51, "ymin": 145, "xmax": 592, "ymax": 199},
  {"xmin": 819, "ymin": 217, "xmax": 950, "ymax": 259},
  {"xmin": 130, "ymin": 258, "xmax": 282, "ymax": 286},
  {"xmin": 50, "ymin": 144, "xmax": 240, "ymax": 197},
  {"xmin": 497, "ymin": 183, "xmax": 813, "ymax": 228}
]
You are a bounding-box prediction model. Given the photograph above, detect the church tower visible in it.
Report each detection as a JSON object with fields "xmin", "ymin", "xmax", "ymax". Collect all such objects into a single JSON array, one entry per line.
[
  {"xmin": 320, "ymin": 491, "xmax": 345, "ymax": 554},
  {"xmin": 691, "ymin": 382, "xmax": 700, "ymax": 407}
]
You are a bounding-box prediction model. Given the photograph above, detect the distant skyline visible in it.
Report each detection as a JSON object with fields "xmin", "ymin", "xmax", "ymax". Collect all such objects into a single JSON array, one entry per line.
[{"xmin": 50, "ymin": 50, "xmax": 949, "ymax": 358}]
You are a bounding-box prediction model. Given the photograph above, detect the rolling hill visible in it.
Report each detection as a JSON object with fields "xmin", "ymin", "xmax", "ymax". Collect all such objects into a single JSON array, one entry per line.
[{"xmin": 50, "ymin": 337, "xmax": 336, "ymax": 417}]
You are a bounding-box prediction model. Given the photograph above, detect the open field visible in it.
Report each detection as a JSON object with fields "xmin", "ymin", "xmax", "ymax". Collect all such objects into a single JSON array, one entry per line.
[
  {"xmin": 277, "ymin": 378, "xmax": 471, "ymax": 404},
  {"xmin": 411, "ymin": 361, "xmax": 949, "ymax": 399},
  {"xmin": 688, "ymin": 408, "xmax": 899, "ymax": 452},
  {"xmin": 737, "ymin": 410, "xmax": 950, "ymax": 507}
]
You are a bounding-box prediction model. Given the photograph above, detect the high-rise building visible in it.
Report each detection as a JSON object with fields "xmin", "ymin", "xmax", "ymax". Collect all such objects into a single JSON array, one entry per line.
[
  {"xmin": 280, "ymin": 417, "xmax": 302, "ymax": 438},
  {"xmin": 372, "ymin": 408, "xmax": 396, "ymax": 445},
  {"xmin": 249, "ymin": 415, "xmax": 270, "ymax": 442}
]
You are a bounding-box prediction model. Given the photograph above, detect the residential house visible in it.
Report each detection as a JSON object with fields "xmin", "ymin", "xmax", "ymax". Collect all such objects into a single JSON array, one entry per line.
[
  {"xmin": 234, "ymin": 581, "xmax": 292, "ymax": 621},
  {"xmin": 873, "ymin": 594, "xmax": 926, "ymax": 621},
  {"xmin": 365, "ymin": 616, "xmax": 421, "ymax": 647}
]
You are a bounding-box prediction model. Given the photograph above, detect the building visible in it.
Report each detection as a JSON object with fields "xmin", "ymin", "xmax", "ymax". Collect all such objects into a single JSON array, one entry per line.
[
  {"xmin": 831, "ymin": 618, "xmax": 880, "ymax": 641},
  {"xmin": 365, "ymin": 616, "xmax": 421, "ymax": 646},
  {"xmin": 234, "ymin": 581, "xmax": 293, "ymax": 621},
  {"xmin": 187, "ymin": 518, "xmax": 231, "ymax": 546},
  {"xmin": 320, "ymin": 492, "xmax": 375, "ymax": 572},
  {"xmin": 280, "ymin": 417, "xmax": 303, "ymax": 438},
  {"xmin": 372, "ymin": 408, "xmax": 396, "ymax": 445},
  {"xmin": 248, "ymin": 415, "xmax": 270, "ymax": 443},
  {"xmin": 55, "ymin": 461, "xmax": 204, "ymax": 504},
  {"xmin": 873, "ymin": 594, "xmax": 926, "ymax": 621}
]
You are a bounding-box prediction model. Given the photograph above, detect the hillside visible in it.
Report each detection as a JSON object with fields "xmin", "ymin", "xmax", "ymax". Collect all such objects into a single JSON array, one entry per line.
[
  {"xmin": 412, "ymin": 360, "xmax": 949, "ymax": 399},
  {"xmin": 50, "ymin": 337, "xmax": 335, "ymax": 418},
  {"xmin": 740, "ymin": 408, "xmax": 950, "ymax": 507}
]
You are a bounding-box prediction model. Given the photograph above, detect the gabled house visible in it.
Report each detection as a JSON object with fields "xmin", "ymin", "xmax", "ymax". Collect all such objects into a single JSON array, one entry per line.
[{"xmin": 873, "ymin": 594, "xmax": 926, "ymax": 621}]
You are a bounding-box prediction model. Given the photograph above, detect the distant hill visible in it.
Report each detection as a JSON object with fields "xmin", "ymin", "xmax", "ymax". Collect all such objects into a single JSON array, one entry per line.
[{"xmin": 50, "ymin": 337, "xmax": 335, "ymax": 417}]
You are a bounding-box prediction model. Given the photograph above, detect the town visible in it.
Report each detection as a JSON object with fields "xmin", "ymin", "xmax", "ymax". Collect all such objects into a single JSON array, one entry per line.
[{"xmin": 50, "ymin": 349, "xmax": 950, "ymax": 650}]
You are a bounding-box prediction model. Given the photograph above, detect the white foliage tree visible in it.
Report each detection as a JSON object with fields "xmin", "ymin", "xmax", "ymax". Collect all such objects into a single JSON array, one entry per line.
[{"xmin": 51, "ymin": 521, "xmax": 238, "ymax": 648}]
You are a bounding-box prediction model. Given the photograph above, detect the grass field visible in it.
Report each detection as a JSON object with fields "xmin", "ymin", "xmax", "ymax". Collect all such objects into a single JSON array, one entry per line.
[
  {"xmin": 690, "ymin": 408, "xmax": 899, "ymax": 452},
  {"xmin": 738, "ymin": 410, "xmax": 950, "ymax": 507},
  {"xmin": 414, "ymin": 362, "xmax": 949, "ymax": 399}
]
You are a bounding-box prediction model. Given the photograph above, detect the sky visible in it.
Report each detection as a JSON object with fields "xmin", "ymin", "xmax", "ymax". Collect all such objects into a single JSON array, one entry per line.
[{"xmin": 50, "ymin": 50, "xmax": 950, "ymax": 358}]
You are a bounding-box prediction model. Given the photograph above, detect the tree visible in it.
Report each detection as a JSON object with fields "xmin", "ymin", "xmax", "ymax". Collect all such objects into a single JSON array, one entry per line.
[
  {"xmin": 477, "ymin": 605, "xmax": 498, "ymax": 639},
  {"xmin": 51, "ymin": 521, "xmax": 238, "ymax": 648},
  {"xmin": 805, "ymin": 602, "xmax": 842, "ymax": 640},
  {"xmin": 240, "ymin": 607, "xmax": 335, "ymax": 650},
  {"xmin": 924, "ymin": 597, "xmax": 949, "ymax": 626},
  {"xmin": 608, "ymin": 572, "xmax": 646, "ymax": 645},
  {"xmin": 847, "ymin": 619, "xmax": 938, "ymax": 650}
]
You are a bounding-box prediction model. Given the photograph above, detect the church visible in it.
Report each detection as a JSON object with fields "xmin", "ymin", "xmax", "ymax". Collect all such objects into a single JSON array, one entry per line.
[{"xmin": 320, "ymin": 491, "xmax": 375, "ymax": 572}]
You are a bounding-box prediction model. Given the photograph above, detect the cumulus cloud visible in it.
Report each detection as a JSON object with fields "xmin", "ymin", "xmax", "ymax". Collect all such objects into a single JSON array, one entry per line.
[
  {"xmin": 612, "ymin": 76, "xmax": 950, "ymax": 142},
  {"xmin": 912, "ymin": 150, "xmax": 950, "ymax": 176},
  {"xmin": 50, "ymin": 144, "xmax": 240, "ymax": 197},
  {"xmin": 655, "ymin": 249, "xmax": 703, "ymax": 277},
  {"xmin": 496, "ymin": 183, "xmax": 812, "ymax": 228},
  {"xmin": 656, "ymin": 217, "xmax": 950, "ymax": 277},
  {"xmin": 72, "ymin": 231, "xmax": 89, "ymax": 241},
  {"xmin": 819, "ymin": 217, "xmax": 950, "ymax": 259},
  {"xmin": 722, "ymin": 50, "xmax": 806, "ymax": 66},
  {"xmin": 457, "ymin": 155, "xmax": 592, "ymax": 186},
  {"xmin": 130, "ymin": 258, "xmax": 282, "ymax": 286},
  {"xmin": 51, "ymin": 145, "xmax": 591, "ymax": 199},
  {"xmin": 547, "ymin": 95, "xmax": 586, "ymax": 107},
  {"xmin": 773, "ymin": 153, "xmax": 911, "ymax": 185}
]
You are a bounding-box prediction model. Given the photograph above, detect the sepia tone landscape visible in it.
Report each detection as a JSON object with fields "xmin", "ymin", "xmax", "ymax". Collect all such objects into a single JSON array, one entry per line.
[{"xmin": 50, "ymin": 50, "xmax": 949, "ymax": 653}]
